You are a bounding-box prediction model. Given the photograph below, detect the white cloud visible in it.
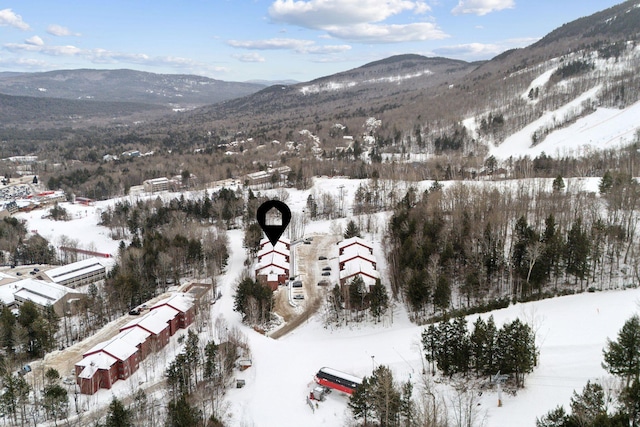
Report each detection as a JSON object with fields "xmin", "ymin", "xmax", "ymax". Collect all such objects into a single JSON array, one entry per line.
[
  {"xmin": 433, "ymin": 37, "xmax": 538, "ymax": 59},
  {"xmin": 47, "ymin": 24, "xmax": 81, "ymax": 37},
  {"xmin": 452, "ymin": 0, "xmax": 514, "ymax": 16},
  {"xmin": 268, "ymin": 0, "xmax": 444, "ymax": 43},
  {"xmin": 0, "ymin": 8, "xmax": 30, "ymax": 30},
  {"xmin": 325, "ymin": 22, "xmax": 447, "ymax": 43},
  {"xmin": 2, "ymin": 40, "xmax": 227, "ymax": 73},
  {"xmin": 227, "ymin": 38, "xmax": 351, "ymax": 54},
  {"xmin": 233, "ymin": 53, "xmax": 266, "ymax": 63},
  {"xmin": 434, "ymin": 42, "xmax": 501, "ymax": 57},
  {"xmin": 25, "ymin": 36, "xmax": 44, "ymax": 46}
]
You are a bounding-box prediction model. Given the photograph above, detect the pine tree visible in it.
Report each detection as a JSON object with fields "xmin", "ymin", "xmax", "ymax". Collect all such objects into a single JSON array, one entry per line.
[
  {"xmin": 552, "ymin": 175, "xmax": 565, "ymax": 192},
  {"xmin": 536, "ymin": 406, "xmax": 568, "ymax": 427},
  {"xmin": 344, "ymin": 220, "xmax": 362, "ymax": 239},
  {"xmin": 105, "ymin": 397, "xmax": 133, "ymax": 427},
  {"xmin": 433, "ymin": 275, "xmax": 450, "ymax": 312},
  {"xmin": 603, "ymin": 315, "xmax": 640, "ymax": 388},
  {"xmin": 569, "ymin": 381, "xmax": 606, "ymax": 426},
  {"xmin": 599, "ymin": 171, "xmax": 614, "ymax": 194},
  {"xmin": 369, "ymin": 280, "xmax": 389, "ymax": 322},
  {"xmin": 565, "ymin": 217, "xmax": 590, "ymax": 288},
  {"xmin": 370, "ymin": 365, "xmax": 401, "ymax": 427},
  {"xmin": 165, "ymin": 395, "xmax": 202, "ymax": 427},
  {"xmin": 349, "ymin": 376, "xmax": 374, "ymax": 426}
]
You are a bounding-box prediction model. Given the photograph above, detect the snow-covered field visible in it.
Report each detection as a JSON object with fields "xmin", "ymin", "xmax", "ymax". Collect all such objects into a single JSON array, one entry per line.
[{"xmin": 217, "ymin": 231, "xmax": 640, "ymax": 426}]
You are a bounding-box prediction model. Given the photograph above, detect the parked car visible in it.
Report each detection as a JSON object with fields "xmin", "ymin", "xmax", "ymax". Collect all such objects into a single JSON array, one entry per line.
[
  {"xmin": 128, "ymin": 308, "xmax": 141, "ymax": 315},
  {"xmin": 318, "ymin": 256, "xmax": 327, "ymax": 260},
  {"xmin": 317, "ymin": 280, "xmax": 330, "ymax": 286},
  {"xmin": 321, "ymin": 272, "xmax": 331, "ymax": 276},
  {"xmin": 322, "ymin": 266, "xmax": 331, "ymax": 271},
  {"xmin": 33, "ymin": 268, "xmax": 40, "ymax": 272},
  {"xmin": 292, "ymin": 281, "xmax": 303, "ymax": 288},
  {"xmin": 293, "ymin": 294, "xmax": 305, "ymax": 300}
]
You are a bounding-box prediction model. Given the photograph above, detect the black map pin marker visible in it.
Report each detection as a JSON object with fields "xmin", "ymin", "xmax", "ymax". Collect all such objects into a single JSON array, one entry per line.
[{"xmin": 256, "ymin": 200, "xmax": 291, "ymax": 246}]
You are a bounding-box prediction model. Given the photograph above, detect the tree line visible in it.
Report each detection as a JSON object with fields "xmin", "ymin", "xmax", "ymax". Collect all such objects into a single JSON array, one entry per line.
[{"xmin": 387, "ymin": 173, "xmax": 640, "ymax": 322}]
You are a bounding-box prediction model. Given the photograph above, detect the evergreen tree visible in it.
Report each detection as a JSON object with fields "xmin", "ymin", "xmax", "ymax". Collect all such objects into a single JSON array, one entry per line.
[
  {"xmin": 399, "ymin": 380, "xmax": 415, "ymax": 426},
  {"xmin": 433, "ymin": 275, "xmax": 450, "ymax": 312},
  {"xmin": 105, "ymin": 397, "xmax": 133, "ymax": 427},
  {"xmin": 344, "ymin": 220, "xmax": 362, "ymax": 239},
  {"xmin": 569, "ymin": 381, "xmax": 606, "ymax": 427},
  {"xmin": 369, "ymin": 280, "xmax": 389, "ymax": 322},
  {"xmin": 603, "ymin": 315, "xmax": 640, "ymax": 388},
  {"xmin": 349, "ymin": 275, "xmax": 367, "ymax": 312},
  {"xmin": 370, "ymin": 365, "xmax": 401, "ymax": 427},
  {"xmin": 349, "ymin": 376, "xmax": 375, "ymax": 426},
  {"xmin": 470, "ymin": 317, "xmax": 489, "ymax": 375},
  {"xmin": 565, "ymin": 217, "xmax": 590, "ymax": 287},
  {"xmin": 497, "ymin": 318, "xmax": 536, "ymax": 387},
  {"xmin": 552, "ymin": 175, "xmax": 566, "ymax": 192},
  {"xmin": 165, "ymin": 395, "xmax": 202, "ymax": 427},
  {"xmin": 43, "ymin": 384, "xmax": 69, "ymax": 421},
  {"xmin": 536, "ymin": 406, "xmax": 568, "ymax": 427},
  {"xmin": 599, "ymin": 171, "xmax": 614, "ymax": 195}
]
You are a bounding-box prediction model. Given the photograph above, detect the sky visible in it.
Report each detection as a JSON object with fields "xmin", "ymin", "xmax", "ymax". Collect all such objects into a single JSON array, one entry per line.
[{"xmin": 0, "ymin": 1, "xmax": 625, "ymax": 83}]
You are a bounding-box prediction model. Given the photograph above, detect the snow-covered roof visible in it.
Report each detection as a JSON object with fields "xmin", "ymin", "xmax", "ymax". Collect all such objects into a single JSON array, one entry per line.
[
  {"xmin": 84, "ymin": 334, "xmax": 139, "ymax": 361},
  {"xmin": 339, "ymin": 248, "xmax": 376, "ymax": 265},
  {"xmin": 76, "ymin": 352, "xmax": 117, "ymax": 372},
  {"xmin": 12, "ymin": 278, "xmax": 77, "ymax": 306},
  {"xmin": 256, "ymin": 265, "xmax": 287, "ymax": 276},
  {"xmin": 256, "ymin": 252, "xmax": 289, "ymax": 271},
  {"xmin": 318, "ymin": 367, "xmax": 362, "ymax": 385},
  {"xmin": 117, "ymin": 326, "xmax": 151, "ymax": 347},
  {"xmin": 0, "ymin": 284, "xmax": 16, "ymax": 305},
  {"xmin": 151, "ymin": 292, "xmax": 194, "ymax": 314},
  {"xmin": 45, "ymin": 257, "xmax": 105, "ymax": 283},
  {"xmin": 121, "ymin": 305, "xmax": 178, "ymax": 335},
  {"xmin": 339, "ymin": 261, "xmax": 380, "ymax": 283},
  {"xmin": 338, "ymin": 237, "xmax": 373, "ymax": 251},
  {"xmin": 257, "ymin": 245, "xmax": 290, "ymax": 259}
]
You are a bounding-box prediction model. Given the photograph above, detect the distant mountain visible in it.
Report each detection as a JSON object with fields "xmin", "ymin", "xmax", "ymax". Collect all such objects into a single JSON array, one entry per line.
[
  {"xmin": 177, "ymin": 54, "xmax": 479, "ymax": 129},
  {"xmin": 158, "ymin": 1, "xmax": 640, "ymax": 148},
  {"xmin": 0, "ymin": 92, "xmax": 170, "ymax": 128},
  {"xmin": 0, "ymin": 69, "xmax": 266, "ymax": 108},
  {"xmin": 245, "ymin": 79, "xmax": 299, "ymax": 86}
]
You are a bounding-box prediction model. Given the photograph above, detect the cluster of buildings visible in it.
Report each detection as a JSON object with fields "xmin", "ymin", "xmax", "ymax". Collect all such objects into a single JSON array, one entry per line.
[
  {"xmin": 133, "ymin": 172, "xmax": 199, "ymax": 195},
  {"xmin": 255, "ymin": 237, "xmax": 291, "ymax": 291},
  {"xmin": 75, "ymin": 293, "xmax": 195, "ymax": 394},
  {"xmin": 338, "ymin": 237, "xmax": 380, "ymax": 291},
  {"xmin": 244, "ymin": 166, "xmax": 291, "ymax": 188},
  {"xmin": 0, "ymin": 257, "xmax": 108, "ymax": 316}
]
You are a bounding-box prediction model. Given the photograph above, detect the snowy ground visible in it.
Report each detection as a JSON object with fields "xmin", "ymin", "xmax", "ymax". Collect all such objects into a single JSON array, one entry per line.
[
  {"xmin": 12, "ymin": 176, "xmax": 637, "ymax": 426},
  {"xmin": 218, "ymin": 225, "xmax": 640, "ymax": 427}
]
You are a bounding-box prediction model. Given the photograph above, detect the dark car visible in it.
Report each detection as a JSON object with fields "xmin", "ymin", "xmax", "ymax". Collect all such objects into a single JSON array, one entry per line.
[
  {"xmin": 321, "ymin": 272, "xmax": 331, "ymax": 276},
  {"xmin": 322, "ymin": 266, "xmax": 331, "ymax": 271},
  {"xmin": 128, "ymin": 308, "xmax": 141, "ymax": 315},
  {"xmin": 317, "ymin": 280, "xmax": 330, "ymax": 286},
  {"xmin": 318, "ymin": 256, "xmax": 327, "ymax": 260},
  {"xmin": 33, "ymin": 268, "xmax": 40, "ymax": 272},
  {"xmin": 292, "ymin": 281, "xmax": 303, "ymax": 288}
]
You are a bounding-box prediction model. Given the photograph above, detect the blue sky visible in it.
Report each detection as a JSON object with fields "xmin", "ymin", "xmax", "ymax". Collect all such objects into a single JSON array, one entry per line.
[{"xmin": 0, "ymin": 1, "xmax": 623, "ymax": 82}]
